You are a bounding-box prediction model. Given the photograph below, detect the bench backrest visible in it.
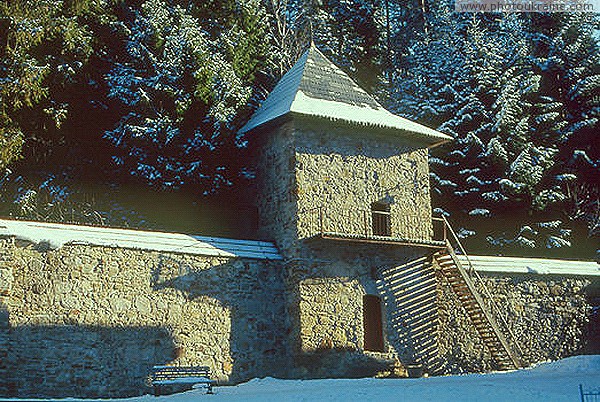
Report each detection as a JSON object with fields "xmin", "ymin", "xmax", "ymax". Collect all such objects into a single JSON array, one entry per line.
[
  {"xmin": 580, "ymin": 384, "xmax": 600, "ymax": 402},
  {"xmin": 151, "ymin": 365, "xmax": 211, "ymax": 380}
]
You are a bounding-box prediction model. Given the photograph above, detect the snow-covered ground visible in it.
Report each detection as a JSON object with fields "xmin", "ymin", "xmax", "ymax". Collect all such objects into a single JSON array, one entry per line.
[{"xmin": 8, "ymin": 355, "xmax": 600, "ymax": 402}]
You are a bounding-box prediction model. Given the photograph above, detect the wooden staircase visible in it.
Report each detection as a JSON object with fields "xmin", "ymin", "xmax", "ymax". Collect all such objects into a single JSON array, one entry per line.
[
  {"xmin": 377, "ymin": 256, "xmax": 445, "ymax": 374},
  {"xmin": 434, "ymin": 217, "xmax": 525, "ymax": 370}
]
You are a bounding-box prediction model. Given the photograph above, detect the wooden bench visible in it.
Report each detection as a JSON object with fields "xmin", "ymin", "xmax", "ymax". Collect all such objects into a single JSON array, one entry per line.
[
  {"xmin": 579, "ymin": 384, "xmax": 600, "ymax": 402},
  {"xmin": 150, "ymin": 365, "xmax": 216, "ymax": 395}
]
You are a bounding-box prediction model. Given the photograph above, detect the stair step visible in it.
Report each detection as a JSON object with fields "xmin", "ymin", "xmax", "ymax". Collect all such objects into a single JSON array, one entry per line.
[
  {"xmin": 480, "ymin": 333, "xmax": 499, "ymax": 341},
  {"xmin": 459, "ymin": 299, "xmax": 478, "ymax": 307},
  {"xmin": 439, "ymin": 267, "xmax": 457, "ymax": 274},
  {"xmin": 490, "ymin": 349, "xmax": 509, "ymax": 358},
  {"xmin": 491, "ymin": 357, "xmax": 510, "ymax": 366},
  {"xmin": 443, "ymin": 272, "xmax": 464, "ymax": 280},
  {"xmin": 460, "ymin": 298, "xmax": 479, "ymax": 306},
  {"xmin": 475, "ymin": 324, "xmax": 493, "ymax": 331},
  {"xmin": 460, "ymin": 302, "xmax": 479, "ymax": 310}
]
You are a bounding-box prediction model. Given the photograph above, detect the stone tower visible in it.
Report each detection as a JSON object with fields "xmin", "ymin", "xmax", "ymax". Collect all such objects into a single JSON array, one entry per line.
[{"xmin": 240, "ymin": 45, "xmax": 452, "ymax": 376}]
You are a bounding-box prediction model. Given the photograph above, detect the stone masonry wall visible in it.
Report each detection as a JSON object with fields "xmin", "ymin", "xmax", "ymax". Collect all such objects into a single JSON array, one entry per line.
[
  {"xmin": 436, "ymin": 267, "xmax": 592, "ymax": 373},
  {"xmin": 0, "ymin": 238, "xmax": 288, "ymax": 398},
  {"xmin": 0, "ymin": 233, "xmax": 595, "ymax": 396},
  {"xmin": 290, "ymin": 275, "xmax": 404, "ymax": 379},
  {"xmin": 298, "ymin": 279, "xmax": 363, "ymax": 352},
  {"xmin": 287, "ymin": 241, "xmax": 429, "ymax": 378},
  {"xmin": 294, "ymin": 119, "xmax": 433, "ymax": 242},
  {"xmin": 254, "ymin": 120, "xmax": 299, "ymax": 254}
]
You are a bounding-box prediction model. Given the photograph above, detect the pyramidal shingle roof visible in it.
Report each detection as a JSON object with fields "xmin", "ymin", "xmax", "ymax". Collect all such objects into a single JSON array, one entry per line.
[{"xmin": 239, "ymin": 45, "xmax": 452, "ymax": 147}]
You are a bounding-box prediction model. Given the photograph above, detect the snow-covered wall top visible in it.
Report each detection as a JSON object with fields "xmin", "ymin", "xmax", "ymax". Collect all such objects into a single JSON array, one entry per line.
[
  {"xmin": 0, "ymin": 219, "xmax": 282, "ymax": 260},
  {"xmin": 457, "ymin": 255, "xmax": 600, "ymax": 277}
]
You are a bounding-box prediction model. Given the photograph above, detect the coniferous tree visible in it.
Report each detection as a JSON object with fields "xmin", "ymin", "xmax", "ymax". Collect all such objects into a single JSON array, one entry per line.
[
  {"xmin": 289, "ymin": 0, "xmax": 384, "ymax": 91},
  {"xmin": 0, "ymin": 0, "xmax": 102, "ymax": 169},
  {"xmin": 0, "ymin": 0, "xmax": 597, "ymax": 251},
  {"xmin": 105, "ymin": 0, "xmax": 272, "ymax": 193},
  {"xmin": 391, "ymin": 6, "xmax": 599, "ymax": 256}
]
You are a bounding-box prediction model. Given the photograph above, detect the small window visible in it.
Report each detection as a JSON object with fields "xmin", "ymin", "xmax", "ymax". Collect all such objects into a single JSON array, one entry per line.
[
  {"xmin": 371, "ymin": 202, "xmax": 391, "ymax": 236},
  {"xmin": 363, "ymin": 295, "xmax": 385, "ymax": 352}
]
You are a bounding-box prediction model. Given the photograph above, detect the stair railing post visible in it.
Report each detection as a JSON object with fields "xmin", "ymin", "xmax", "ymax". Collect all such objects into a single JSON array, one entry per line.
[{"xmin": 443, "ymin": 219, "xmax": 447, "ymax": 243}]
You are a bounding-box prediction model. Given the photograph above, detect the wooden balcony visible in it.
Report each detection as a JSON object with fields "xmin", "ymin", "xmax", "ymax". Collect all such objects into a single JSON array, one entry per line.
[{"xmin": 300, "ymin": 207, "xmax": 447, "ymax": 249}]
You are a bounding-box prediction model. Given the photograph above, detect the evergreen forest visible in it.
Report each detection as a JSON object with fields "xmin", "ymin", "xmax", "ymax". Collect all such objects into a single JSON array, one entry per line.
[{"xmin": 0, "ymin": 0, "xmax": 598, "ymax": 258}]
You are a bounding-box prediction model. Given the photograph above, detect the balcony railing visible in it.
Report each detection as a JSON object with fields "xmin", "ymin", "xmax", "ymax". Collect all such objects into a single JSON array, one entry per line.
[{"xmin": 299, "ymin": 207, "xmax": 447, "ymax": 246}]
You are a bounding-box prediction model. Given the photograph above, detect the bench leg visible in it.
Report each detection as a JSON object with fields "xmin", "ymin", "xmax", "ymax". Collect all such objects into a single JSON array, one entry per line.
[{"xmin": 206, "ymin": 383, "xmax": 214, "ymax": 394}]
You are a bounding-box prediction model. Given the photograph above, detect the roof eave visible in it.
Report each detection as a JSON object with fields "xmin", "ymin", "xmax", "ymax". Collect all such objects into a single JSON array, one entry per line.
[
  {"xmin": 426, "ymin": 136, "xmax": 453, "ymax": 149},
  {"xmin": 289, "ymin": 111, "xmax": 452, "ymax": 147},
  {"xmin": 238, "ymin": 113, "xmax": 293, "ymax": 136}
]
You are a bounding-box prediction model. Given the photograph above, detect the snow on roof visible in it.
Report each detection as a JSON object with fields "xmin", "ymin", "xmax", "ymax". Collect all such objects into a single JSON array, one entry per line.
[
  {"xmin": 455, "ymin": 255, "xmax": 600, "ymax": 277},
  {"xmin": 0, "ymin": 219, "xmax": 282, "ymax": 260},
  {"xmin": 238, "ymin": 45, "xmax": 452, "ymax": 147}
]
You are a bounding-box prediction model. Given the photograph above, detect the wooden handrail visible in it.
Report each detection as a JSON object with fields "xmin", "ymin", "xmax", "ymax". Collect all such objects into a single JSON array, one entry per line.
[
  {"xmin": 300, "ymin": 207, "xmax": 446, "ymax": 243},
  {"xmin": 440, "ymin": 216, "xmax": 525, "ymax": 366}
]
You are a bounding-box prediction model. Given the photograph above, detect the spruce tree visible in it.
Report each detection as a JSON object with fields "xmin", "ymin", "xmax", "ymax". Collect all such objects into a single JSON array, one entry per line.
[{"xmin": 104, "ymin": 0, "xmax": 272, "ymax": 194}]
